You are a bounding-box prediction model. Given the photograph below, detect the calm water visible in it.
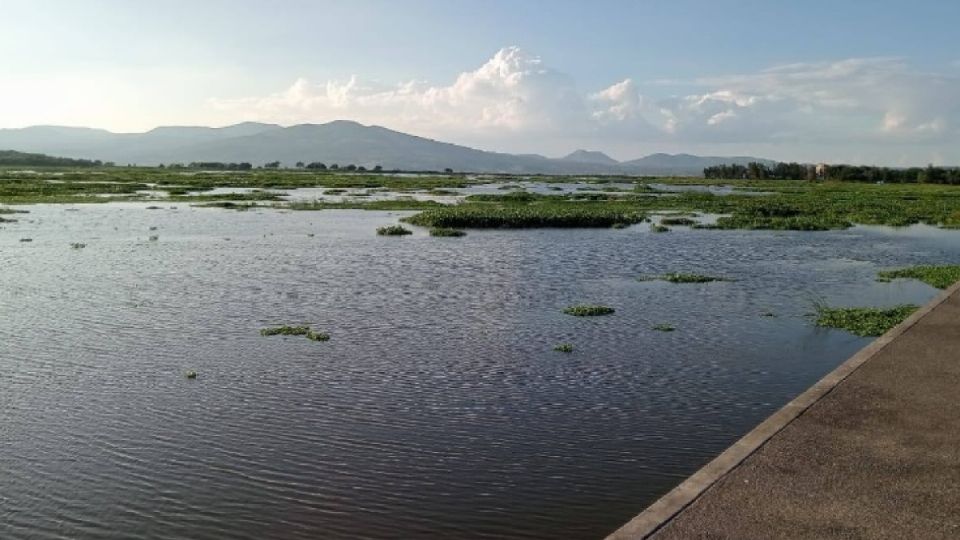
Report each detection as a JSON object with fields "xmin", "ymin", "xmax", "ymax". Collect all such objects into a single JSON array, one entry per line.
[{"xmin": 1, "ymin": 203, "xmax": 955, "ymax": 539}]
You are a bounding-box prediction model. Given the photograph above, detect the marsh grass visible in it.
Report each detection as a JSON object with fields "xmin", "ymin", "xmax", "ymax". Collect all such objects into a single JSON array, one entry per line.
[
  {"xmin": 652, "ymin": 323, "xmax": 676, "ymax": 332},
  {"xmin": 429, "ymin": 227, "xmax": 467, "ymax": 237},
  {"xmin": 813, "ymin": 304, "xmax": 918, "ymax": 336},
  {"xmin": 377, "ymin": 225, "xmax": 413, "ymax": 236},
  {"xmin": 876, "ymin": 265, "xmax": 960, "ymax": 289},
  {"xmin": 7, "ymin": 169, "xmax": 960, "ymax": 233},
  {"xmin": 553, "ymin": 343, "xmax": 574, "ymax": 353},
  {"xmin": 563, "ymin": 305, "xmax": 615, "ymax": 316},
  {"xmin": 650, "ymin": 224, "xmax": 670, "ymax": 233}
]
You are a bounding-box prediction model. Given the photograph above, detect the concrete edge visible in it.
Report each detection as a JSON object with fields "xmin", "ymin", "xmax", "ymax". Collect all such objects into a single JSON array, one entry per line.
[{"xmin": 605, "ymin": 280, "xmax": 960, "ymax": 540}]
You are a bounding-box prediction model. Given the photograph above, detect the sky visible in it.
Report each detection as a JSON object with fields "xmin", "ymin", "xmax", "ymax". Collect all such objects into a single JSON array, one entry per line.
[{"xmin": 1, "ymin": 0, "xmax": 959, "ymax": 165}]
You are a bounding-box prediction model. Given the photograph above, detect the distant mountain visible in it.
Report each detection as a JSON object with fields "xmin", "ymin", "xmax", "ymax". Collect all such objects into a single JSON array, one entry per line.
[
  {"xmin": 561, "ymin": 149, "xmax": 619, "ymax": 166},
  {"xmin": 0, "ymin": 120, "xmax": 772, "ymax": 175}
]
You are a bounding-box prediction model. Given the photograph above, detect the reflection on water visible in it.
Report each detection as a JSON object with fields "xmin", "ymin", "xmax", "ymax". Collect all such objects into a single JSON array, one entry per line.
[{"xmin": 1, "ymin": 204, "xmax": 956, "ymax": 539}]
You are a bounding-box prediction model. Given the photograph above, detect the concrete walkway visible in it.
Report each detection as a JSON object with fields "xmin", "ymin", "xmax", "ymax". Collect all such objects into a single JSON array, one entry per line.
[{"xmin": 609, "ymin": 282, "xmax": 960, "ymax": 540}]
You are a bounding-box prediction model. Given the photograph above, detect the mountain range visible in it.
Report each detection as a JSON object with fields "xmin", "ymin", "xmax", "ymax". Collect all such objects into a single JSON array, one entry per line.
[{"xmin": 0, "ymin": 120, "xmax": 772, "ymax": 175}]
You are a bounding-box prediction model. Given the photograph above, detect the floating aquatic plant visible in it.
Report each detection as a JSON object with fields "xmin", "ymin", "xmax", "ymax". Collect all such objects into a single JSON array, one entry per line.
[
  {"xmin": 563, "ymin": 305, "xmax": 615, "ymax": 316},
  {"xmin": 876, "ymin": 265, "xmax": 960, "ymax": 290},
  {"xmin": 638, "ymin": 273, "xmax": 732, "ymax": 284},
  {"xmin": 376, "ymin": 225, "xmax": 413, "ymax": 236},
  {"xmin": 261, "ymin": 325, "xmax": 330, "ymax": 342},
  {"xmin": 814, "ymin": 304, "xmax": 918, "ymax": 337}
]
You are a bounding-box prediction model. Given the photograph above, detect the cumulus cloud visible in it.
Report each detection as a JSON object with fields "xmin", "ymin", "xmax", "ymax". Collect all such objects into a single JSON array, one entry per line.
[
  {"xmin": 211, "ymin": 47, "xmax": 591, "ymax": 136},
  {"xmin": 210, "ymin": 48, "xmax": 960, "ymax": 159}
]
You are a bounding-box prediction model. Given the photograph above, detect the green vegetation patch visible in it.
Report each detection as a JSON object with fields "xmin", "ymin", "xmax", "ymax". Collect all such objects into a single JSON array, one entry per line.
[
  {"xmin": 429, "ymin": 227, "xmax": 467, "ymax": 237},
  {"xmin": 170, "ymin": 190, "xmax": 284, "ymax": 202},
  {"xmin": 286, "ymin": 199, "xmax": 441, "ymax": 211},
  {"xmin": 553, "ymin": 343, "xmax": 574, "ymax": 353},
  {"xmin": 405, "ymin": 202, "xmax": 645, "ymax": 228},
  {"xmin": 260, "ymin": 325, "xmax": 330, "ymax": 342},
  {"xmin": 659, "ymin": 217, "xmax": 697, "ymax": 226},
  {"xmin": 652, "ymin": 323, "xmax": 676, "ymax": 332},
  {"xmin": 563, "ymin": 304, "xmax": 615, "ymax": 316},
  {"xmin": 650, "ymin": 224, "xmax": 670, "ymax": 233},
  {"xmin": 814, "ymin": 304, "xmax": 918, "ymax": 337},
  {"xmin": 639, "ymin": 273, "xmax": 732, "ymax": 283},
  {"xmin": 876, "ymin": 265, "xmax": 960, "ymax": 290},
  {"xmin": 376, "ymin": 225, "xmax": 413, "ymax": 236}
]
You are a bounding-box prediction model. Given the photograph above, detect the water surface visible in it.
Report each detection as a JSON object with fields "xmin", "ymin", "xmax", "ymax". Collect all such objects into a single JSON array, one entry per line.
[{"xmin": 1, "ymin": 204, "xmax": 955, "ymax": 539}]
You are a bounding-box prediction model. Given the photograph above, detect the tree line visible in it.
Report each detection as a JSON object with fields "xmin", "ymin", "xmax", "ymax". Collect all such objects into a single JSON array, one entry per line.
[
  {"xmin": 159, "ymin": 161, "xmax": 387, "ymax": 172},
  {"xmin": 704, "ymin": 162, "xmax": 960, "ymax": 184},
  {"xmin": 0, "ymin": 150, "xmax": 108, "ymax": 167}
]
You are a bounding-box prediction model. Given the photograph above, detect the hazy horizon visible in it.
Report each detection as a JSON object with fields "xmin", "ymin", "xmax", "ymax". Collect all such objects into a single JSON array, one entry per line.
[{"xmin": 2, "ymin": 0, "xmax": 959, "ymax": 166}]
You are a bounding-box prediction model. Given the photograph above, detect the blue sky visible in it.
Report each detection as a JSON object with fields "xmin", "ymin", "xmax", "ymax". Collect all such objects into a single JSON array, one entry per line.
[{"xmin": 2, "ymin": 0, "xmax": 959, "ymax": 164}]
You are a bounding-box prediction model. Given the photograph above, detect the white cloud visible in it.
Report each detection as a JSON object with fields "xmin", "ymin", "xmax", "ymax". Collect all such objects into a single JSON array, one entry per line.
[
  {"xmin": 211, "ymin": 47, "xmax": 590, "ymax": 136},
  {"xmin": 209, "ymin": 48, "xmax": 960, "ymax": 162},
  {"xmin": 661, "ymin": 58, "xmax": 960, "ymax": 143},
  {"xmin": 590, "ymin": 78, "xmax": 642, "ymax": 122}
]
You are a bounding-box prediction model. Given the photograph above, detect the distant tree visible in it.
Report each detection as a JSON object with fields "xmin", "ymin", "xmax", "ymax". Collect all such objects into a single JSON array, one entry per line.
[
  {"xmin": 238, "ymin": 162, "xmax": 253, "ymax": 170},
  {"xmin": 357, "ymin": 165, "xmax": 367, "ymax": 172},
  {"xmin": 330, "ymin": 164, "xmax": 339, "ymax": 170},
  {"xmin": 264, "ymin": 161, "xmax": 281, "ymax": 169},
  {"xmin": 295, "ymin": 161, "xmax": 305, "ymax": 168},
  {"xmin": 372, "ymin": 165, "xmax": 383, "ymax": 172},
  {"xmin": 345, "ymin": 164, "xmax": 357, "ymax": 171},
  {"xmin": 444, "ymin": 168, "xmax": 454, "ymax": 174},
  {"xmin": 306, "ymin": 162, "xmax": 327, "ymax": 170}
]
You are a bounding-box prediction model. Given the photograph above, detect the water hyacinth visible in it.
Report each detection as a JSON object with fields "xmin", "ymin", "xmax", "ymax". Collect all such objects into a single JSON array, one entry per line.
[
  {"xmin": 261, "ymin": 325, "xmax": 331, "ymax": 342},
  {"xmin": 376, "ymin": 225, "xmax": 413, "ymax": 236},
  {"xmin": 638, "ymin": 273, "xmax": 731, "ymax": 283},
  {"xmin": 876, "ymin": 265, "xmax": 960, "ymax": 290},
  {"xmin": 563, "ymin": 305, "xmax": 615, "ymax": 316},
  {"xmin": 814, "ymin": 304, "xmax": 918, "ymax": 337},
  {"xmin": 404, "ymin": 203, "xmax": 646, "ymax": 229}
]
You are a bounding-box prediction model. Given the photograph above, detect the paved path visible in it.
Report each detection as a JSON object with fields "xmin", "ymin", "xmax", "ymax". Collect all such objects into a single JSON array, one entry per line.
[{"xmin": 609, "ymin": 283, "xmax": 960, "ymax": 540}]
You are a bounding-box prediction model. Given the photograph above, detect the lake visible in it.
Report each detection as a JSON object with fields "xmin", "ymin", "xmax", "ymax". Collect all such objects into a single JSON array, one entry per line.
[{"xmin": 2, "ymin": 203, "xmax": 955, "ymax": 539}]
